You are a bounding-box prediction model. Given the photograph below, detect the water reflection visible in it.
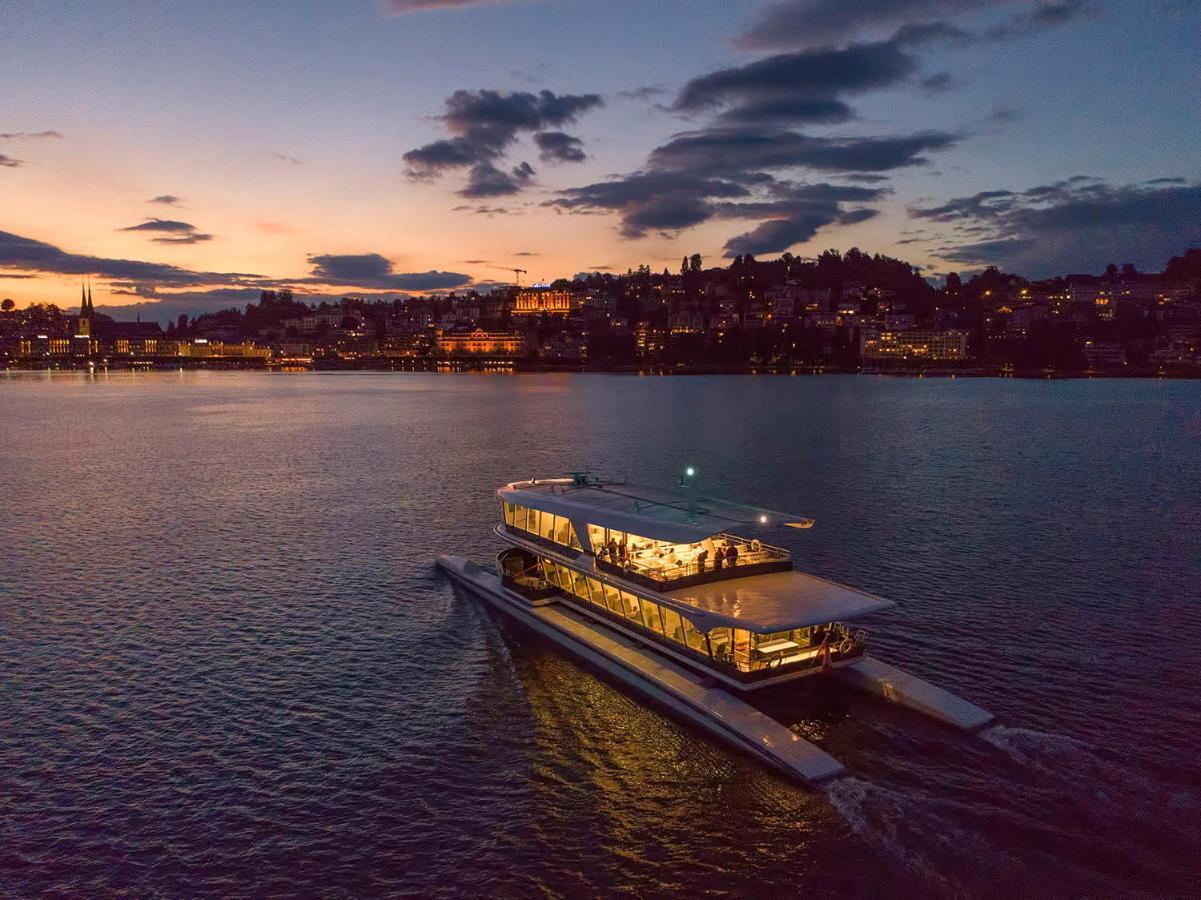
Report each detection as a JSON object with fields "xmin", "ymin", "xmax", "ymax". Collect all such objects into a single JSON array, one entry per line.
[{"xmin": 1, "ymin": 372, "xmax": 1198, "ymax": 897}]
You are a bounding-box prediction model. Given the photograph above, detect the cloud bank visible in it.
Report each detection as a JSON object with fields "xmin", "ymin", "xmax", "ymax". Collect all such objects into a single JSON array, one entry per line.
[{"xmin": 911, "ymin": 177, "xmax": 1201, "ymax": 275}]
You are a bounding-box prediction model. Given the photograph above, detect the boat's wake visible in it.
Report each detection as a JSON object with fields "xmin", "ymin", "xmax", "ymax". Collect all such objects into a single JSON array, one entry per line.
[
  {"xmin": 822, "ymin": 724, "xmax": 1197, "ymax": 897},
  {"xmin": 978, "ymin": 723, "xmax": 1087, "ymax": 764},
  {"xmin": 823, "ymin": 776, "xmax": 984, "ymax": 896},
  {"xmin": 979, "ymin": 723, "xmax": 1180, "ymax": 823}
]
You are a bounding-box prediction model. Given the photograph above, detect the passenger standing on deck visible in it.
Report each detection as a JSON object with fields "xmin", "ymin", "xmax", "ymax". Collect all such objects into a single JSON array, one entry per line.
[
  {"xmin": 607, "ymin": 537, "xmax": 618, "ymax": 562},
  {"xmin": 726, "ymin": 542, "xmax": 739, "ymax": 567},
  {"xmin": 696, "ymin": 547, "xmax": 709, "ymax": 572},
  {"xmin": 714, "ymin": 546, "xmax": 725, "ymax": 570}
]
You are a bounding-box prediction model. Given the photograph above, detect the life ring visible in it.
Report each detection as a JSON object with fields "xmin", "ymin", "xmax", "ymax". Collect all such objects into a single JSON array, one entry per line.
[{"xmin": 838, "ymin": 637, "xmax": 853, "ymax": 655}]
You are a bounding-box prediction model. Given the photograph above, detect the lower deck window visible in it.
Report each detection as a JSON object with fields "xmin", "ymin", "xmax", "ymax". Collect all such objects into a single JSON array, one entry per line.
[{"xmin": 538, "ymin": 558, "xmax": 857, "ymax": 677}]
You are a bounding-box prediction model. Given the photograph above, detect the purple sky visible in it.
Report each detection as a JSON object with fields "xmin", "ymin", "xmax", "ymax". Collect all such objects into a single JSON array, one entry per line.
[{"xmin": 1, "ymin": 0, "xmax": 1199, "ymax": 320}]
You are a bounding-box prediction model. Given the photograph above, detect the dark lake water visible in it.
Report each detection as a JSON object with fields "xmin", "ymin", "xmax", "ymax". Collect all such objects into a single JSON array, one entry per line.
[{"xmin": 2, "ymin": 371, "xmax": 1199, "ymax": 898}]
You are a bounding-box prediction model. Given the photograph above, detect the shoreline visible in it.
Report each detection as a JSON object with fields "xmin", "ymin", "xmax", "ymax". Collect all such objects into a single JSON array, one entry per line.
[{"xmin": 4, "ymin": 361, "xmax": 1200, "ymax": 379}]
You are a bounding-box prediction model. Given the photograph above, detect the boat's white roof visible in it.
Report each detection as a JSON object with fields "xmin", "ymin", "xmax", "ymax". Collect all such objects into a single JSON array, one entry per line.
[
  {"xmin": 498, "ymin": 478, "xmax": 814, "ymax": 544},
  {"xmin": 663, "ymin": 570, "xmax": 895, "ymax": 632}
]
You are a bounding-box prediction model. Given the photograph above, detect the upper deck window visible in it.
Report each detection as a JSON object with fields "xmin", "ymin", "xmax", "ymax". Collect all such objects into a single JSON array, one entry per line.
[{"xmin": 503, "ymin": 502, "xmax": 582, "ymax": 551}]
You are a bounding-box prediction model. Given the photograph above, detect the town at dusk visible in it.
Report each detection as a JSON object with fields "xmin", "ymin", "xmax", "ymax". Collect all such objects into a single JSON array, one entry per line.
[{"xmin": 3, "ymin": 3, "xmax": 1200, "ymax": 898}]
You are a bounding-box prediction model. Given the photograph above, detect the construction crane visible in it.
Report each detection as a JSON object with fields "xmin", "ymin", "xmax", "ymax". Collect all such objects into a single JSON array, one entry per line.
[{"xmin": 489, "ymin": 265, "xmax": 528, "ymax": 287}]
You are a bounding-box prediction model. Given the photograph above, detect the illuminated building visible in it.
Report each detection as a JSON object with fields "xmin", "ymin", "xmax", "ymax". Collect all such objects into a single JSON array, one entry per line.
[
  {"xmin": 860, "ymin": 329, "xmax": 968, "ymax": 361},
  {"xmin": 512, "ymin": 289, "xmax": 573, "ymax": 316},
  {"xmin": 435, "ymin": 326, "xmax": 524, "ymax": 356}
]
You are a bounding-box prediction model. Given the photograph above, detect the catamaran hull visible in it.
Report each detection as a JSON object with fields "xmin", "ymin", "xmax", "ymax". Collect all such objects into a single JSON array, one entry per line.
[
  {"xmin": 437, "ymin": 554, "xmax": 995, "ymax": 783},
  {"xmin": 831, "ymin": 656, "xmax": 994, "ymax": 731},
  {"xmin": 436, "ymin": 554, "xmax": 846, "ymax": 785}
]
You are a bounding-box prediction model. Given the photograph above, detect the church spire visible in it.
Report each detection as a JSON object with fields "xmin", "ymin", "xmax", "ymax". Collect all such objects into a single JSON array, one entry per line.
[{"xmin": 78, "ymin": 278, "xmax": 93, "ymax": 339}]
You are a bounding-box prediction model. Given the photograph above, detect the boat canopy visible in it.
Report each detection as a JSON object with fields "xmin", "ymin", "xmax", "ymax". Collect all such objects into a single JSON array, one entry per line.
[
  {"xmin": 498, "ymin": 478, "xmax": 815, "ymax": 545},
  {"xmin": 663, "ymin": 569, "xmax": 895, "ymax": 632}
]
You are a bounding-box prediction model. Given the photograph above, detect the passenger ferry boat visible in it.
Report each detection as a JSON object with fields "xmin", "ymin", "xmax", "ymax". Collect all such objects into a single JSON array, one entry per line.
[{"xmin": 438, "ymin": 473, "xmax": 992, "ymax": 783}]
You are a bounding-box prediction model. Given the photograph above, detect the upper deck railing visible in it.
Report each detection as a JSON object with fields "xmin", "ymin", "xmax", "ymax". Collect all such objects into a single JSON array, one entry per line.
[{"xmin": 596, "ymin": 532, "xmax": 793, "ymax": 591}]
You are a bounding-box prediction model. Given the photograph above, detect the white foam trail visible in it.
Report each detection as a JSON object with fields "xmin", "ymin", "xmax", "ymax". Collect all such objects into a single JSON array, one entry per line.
[
  {"xmin": 979, "ymin": 724, "xmax": 1088, "ymax": 765},
  {"xmin": 823, "ymin": 776, "xmax": 968, "ymax": 896},
  {"xmin": 980, "ymin": 724, "xmax": 1177, "ymax": 824}
]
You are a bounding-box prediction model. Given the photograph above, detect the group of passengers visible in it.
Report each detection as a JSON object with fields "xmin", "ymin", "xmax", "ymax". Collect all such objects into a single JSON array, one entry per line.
[{"xmin": 598, "ymin": 534, "xmax": 764, "ymax": 577}]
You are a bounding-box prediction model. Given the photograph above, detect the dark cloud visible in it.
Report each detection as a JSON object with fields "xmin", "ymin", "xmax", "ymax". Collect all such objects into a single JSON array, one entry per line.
[
  {"xmin": 119, "ymin": 219, "xmax": 196, "ymax": 233},
  {"xmin": 147, "ymin": 194, "xmax": 183, "ymax": 205},
  {"xmin": 513, "ymin": 251, "xmax": 539, "ymax": 256},
  {"xmin": 534, "ymin": 131, "xmax": 586, "ymax": 163},
  {"xmin": 452, "ymin": 204, "xmax": 512, "ymax": 215},
  {"xmin": 0, "ymin": 130, "xmax": 62, "ymax": 140},
  {"xmin": 118, "ymin": 218, "xmax": 214, "ymax": 245},
  {"xmin": 717, "ymin": 97, "xmax": 854, "ymax": 125},
  {"xmin": 911, "ymin": 178, "xmax": 1201, "ymax": 275},
  {"xmin": 270, "ymin": 152, "xmax": 303, "ymax": 165},
  {"xmin": 736, "ymin": 0, "xmax": 1087, "ymax": 51},
  {"xmin": 0, "ymin": 154, "xmax": 23, "ymax": 168},
  {"xmin": 669, "ymin": 32, "xmax": 977, "ymax": 129},
  {"xmin": 403, "ymin": 137, "xmax": 487, "ymax": 172},
  {"xmin": 0, "ymin": 229, "xmax": 258, "ymax": 286},
  {"xmin": 306, "ymin": 253, "xmax": 471, "ymax": 290},
  {"xmin": 716, "ymin": 183, "xmax": 886, "ymax": 255},
  {"xmin": 459, "ymin": 161, "xmax": 535, "ymax": 197},
  {"xmin": 404, "ymin": 88, "xmax": 602, "ymax": 194},
  {"xmin": 0, "ymin": 228, "xmax": 473, "ymax": 306},
  {"xmin": 723, "ymin": 208, "xmax": 878, "ymax": 256},
  {"xmin": 737, "ymin": 0, "xmax": 993, "ymax": 49},
  {"xmin": 549, "ymin": 171, "xmax": 751, "ymax": 237},
  {"xmin": 675, "ymin": 39, "xmax": 919, "ymax": 116},
  {"xmin": 550, "ymin": 170, "xmax": 889, "ymax": 248},
  {"xmin": 152, "ymin": 234, "xmax": 213, "ymax": 245},
  {"xmin": 380, "ymin": 0, "xmax": 519, "ymax": 13},
  {"xmin": 441, "ymin": 88, "xmax": 601, "ymax": 137},
  {"xmin": 616, "ymin": 86, "xmax": 668, "ymax": 102},
  {"xmin": 649, "ymin": 127, "xmax": 959, "ymax": 176}
]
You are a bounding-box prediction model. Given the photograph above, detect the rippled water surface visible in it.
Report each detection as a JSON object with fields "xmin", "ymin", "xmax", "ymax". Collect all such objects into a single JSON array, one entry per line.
[{"xmin": 2, "ymin": 371, "xmax": 1199, "ymax": 897}]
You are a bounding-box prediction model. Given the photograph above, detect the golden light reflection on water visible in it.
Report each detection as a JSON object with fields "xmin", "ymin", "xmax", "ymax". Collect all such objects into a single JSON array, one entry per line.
[{"xmin": 478, "ymin": 616, "xmax": 843, "ymax": 866}]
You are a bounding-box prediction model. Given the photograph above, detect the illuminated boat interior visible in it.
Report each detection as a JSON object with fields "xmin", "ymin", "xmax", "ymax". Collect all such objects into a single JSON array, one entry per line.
[{"xmin": 495, "ymin": 474, "xmax": 893, "ymax": 687}]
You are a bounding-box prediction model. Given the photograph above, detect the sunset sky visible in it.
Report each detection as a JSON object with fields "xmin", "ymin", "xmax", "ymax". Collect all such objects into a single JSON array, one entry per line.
[{"xmin": 2, "ymin": 0, "xmax": 1199, "ymax": 321}]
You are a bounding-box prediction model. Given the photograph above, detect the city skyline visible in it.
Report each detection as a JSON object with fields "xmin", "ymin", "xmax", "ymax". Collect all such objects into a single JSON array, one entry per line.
[{"xmin": 2, "ymin": 0, "xmax": 1200, "ymax": 322}]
